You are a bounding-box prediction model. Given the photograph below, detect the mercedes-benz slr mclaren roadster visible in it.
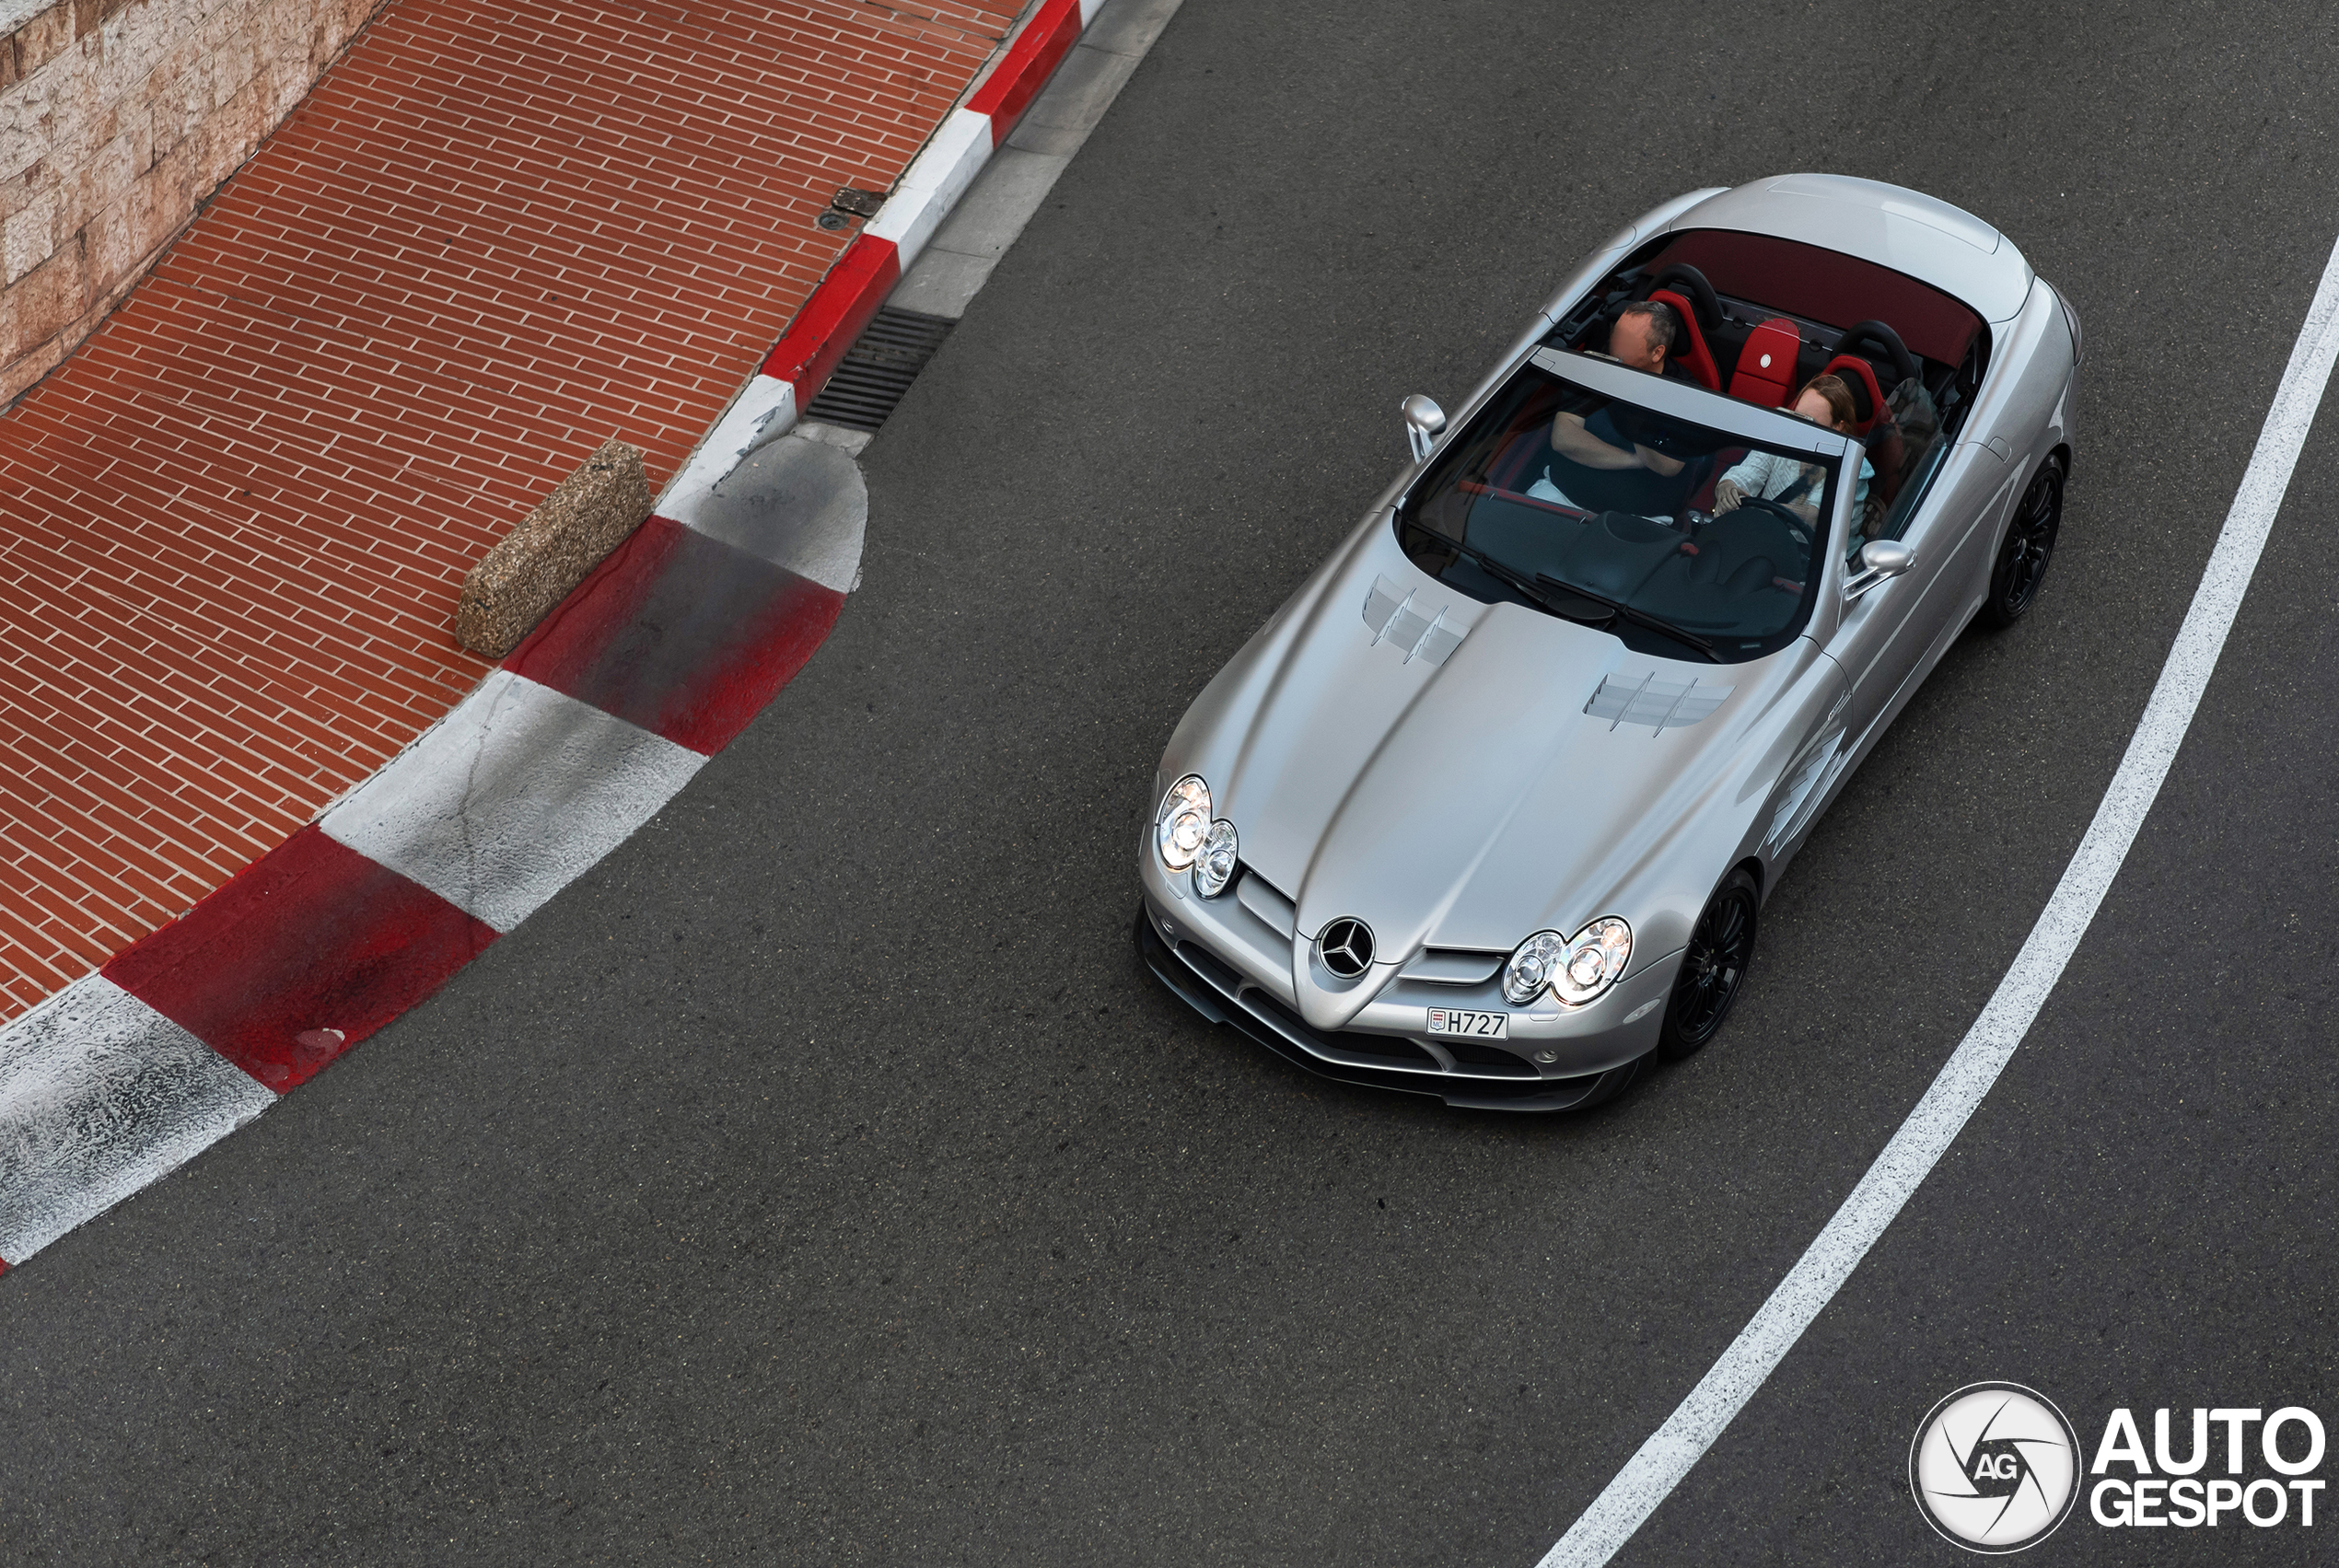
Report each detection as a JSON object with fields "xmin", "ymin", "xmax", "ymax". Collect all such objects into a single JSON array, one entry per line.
[{"xmin": 1136, "ymin": 173, "xmax": 2081, "ymax": 1111}]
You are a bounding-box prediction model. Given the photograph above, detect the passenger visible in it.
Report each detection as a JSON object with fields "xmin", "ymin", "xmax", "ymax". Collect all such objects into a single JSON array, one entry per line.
[
  {"xmin": 1531, "ymin": 300, "xmax": 1694, "ymax": 516},
  {"xmin": 1711, "ymin": 374, "xmax": 1877, "ymax": 556},
  {"xmin": 1597, "ymin": 298, "xmax": 1682, "ymax": 378}
]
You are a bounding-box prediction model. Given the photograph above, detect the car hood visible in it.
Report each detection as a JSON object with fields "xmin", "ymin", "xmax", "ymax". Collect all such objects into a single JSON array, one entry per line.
[{"xmin": 1193, "ymin": 531, "xmax": 1811, "ymax": 1028}]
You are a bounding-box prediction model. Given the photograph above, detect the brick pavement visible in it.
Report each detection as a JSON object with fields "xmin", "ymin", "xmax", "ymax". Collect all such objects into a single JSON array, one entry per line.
[{"xmin": 0, "ymin": 0, "xmax": 1022, "ymax": 1023}]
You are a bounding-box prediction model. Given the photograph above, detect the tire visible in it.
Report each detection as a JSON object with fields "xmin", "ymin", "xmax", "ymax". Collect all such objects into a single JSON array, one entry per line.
[
  {"xmin": 1657, "ymin": 867, "xmax": 1760, "ymax": 1061},
  {"xmin": 1983, "ymin": 457, "xmax": 2065, "ymax": 628}
]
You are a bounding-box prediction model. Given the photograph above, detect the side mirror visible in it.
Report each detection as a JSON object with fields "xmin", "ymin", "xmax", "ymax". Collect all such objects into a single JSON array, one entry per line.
[
  {"xmin": 1402, "ymin": 394, "xmax": 1447, "ymax": 462},
  {"xmin": 1844, "ymin": 538, "xmax": 1914, "ymax": 599}
]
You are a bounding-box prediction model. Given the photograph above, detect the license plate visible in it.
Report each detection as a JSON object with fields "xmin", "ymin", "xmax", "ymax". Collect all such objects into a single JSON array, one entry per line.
[{"xmin": 1426, "ymin": 1007, "xmax": 1507, "ymax": 1039}]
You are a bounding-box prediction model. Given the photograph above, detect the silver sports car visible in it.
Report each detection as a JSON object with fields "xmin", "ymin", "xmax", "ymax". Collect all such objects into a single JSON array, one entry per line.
[{"xmin": 1136, "ymin": 173, "xmax": 2079, "ymax": 1110}]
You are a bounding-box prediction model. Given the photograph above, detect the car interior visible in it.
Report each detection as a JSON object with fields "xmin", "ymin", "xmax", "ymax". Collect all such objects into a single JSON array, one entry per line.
[
  {"xmin": 1543, "ymin": 228, "xmax": 1990, "ymax": 544},
  {"xmin": 1404, "ymin": 376, "xmax": 1826, "ymax": 660},
  {"xmin": 1395, "ymin": 230, "xmax": 1995, "ymax": 662}
]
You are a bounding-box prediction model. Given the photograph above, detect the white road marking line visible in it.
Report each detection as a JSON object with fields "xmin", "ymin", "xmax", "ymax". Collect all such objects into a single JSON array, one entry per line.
[{"xmin": 1539, "ymin": 237, "xmax": 2339, "ymax": 1568}]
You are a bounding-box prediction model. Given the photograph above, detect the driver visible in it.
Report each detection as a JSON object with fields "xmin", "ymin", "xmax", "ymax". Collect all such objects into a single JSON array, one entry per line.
[
  {"xmin": 1712, "ymin": 373, "xmax": 1876, "ymax": 557},
  {"xmin": 1532, "ymin": 301, "xmax": 1698, "ymax": 516}
]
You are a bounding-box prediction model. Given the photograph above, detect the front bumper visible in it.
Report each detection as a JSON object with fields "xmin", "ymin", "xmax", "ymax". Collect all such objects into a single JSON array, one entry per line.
[{"xmin": 1135, "ymin": 901, "xmax": 1654, "ymax": 1112}]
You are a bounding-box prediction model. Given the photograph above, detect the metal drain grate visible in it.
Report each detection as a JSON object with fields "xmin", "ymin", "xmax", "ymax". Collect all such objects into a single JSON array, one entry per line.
[{"xmin": 801, "ymin": 308, "xmax": 956, "ymax": 432}]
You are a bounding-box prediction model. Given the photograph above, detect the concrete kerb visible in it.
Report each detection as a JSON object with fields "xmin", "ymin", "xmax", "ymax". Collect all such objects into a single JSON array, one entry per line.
[
  {"xmin": 0, "ymin": 0, "xmax": 1162, "ymax": 1274},
  {"xmin": 0, "ymin": 979, "xmax": 274, "ymax": 1267},
  {"xmin": 686, "ymin": 434, "xmax": 868, "ymax": 592},
  {"xmin": 657, "ymin": 0, "xmax": 1182, "ymax": 501},
  {"xmin": 893, "ymin": 0, "xmax": 1184, "ymax": 320},
  {"xmin": 320, "ymin": 675, "xmax": 708, "ymax": 935}
]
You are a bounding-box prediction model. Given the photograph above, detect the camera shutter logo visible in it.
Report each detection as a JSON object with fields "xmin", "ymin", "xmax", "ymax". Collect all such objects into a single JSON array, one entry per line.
[{"xmin": 1910, "ymin": 1382, "xmax": 2081, "ymax": 1552}]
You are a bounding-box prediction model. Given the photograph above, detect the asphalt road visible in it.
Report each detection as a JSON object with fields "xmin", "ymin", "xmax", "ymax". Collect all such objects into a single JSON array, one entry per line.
[{"xmin": 6, "ymin": 3, "xmax": 2338, "ymax": 1563}]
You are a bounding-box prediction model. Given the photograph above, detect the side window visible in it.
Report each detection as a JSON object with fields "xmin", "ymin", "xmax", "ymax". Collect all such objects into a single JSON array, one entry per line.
[
  {"xmin": 1879, "ymin": 439, "xmax": 1951, "ymax": 540},
  {"xmin": 1872, "ymin": 333, "xmax": 1988, "ymax": 540},
  {"xmin": 1868, "ymin": 377, "xmax": 1946, "ymax": 541}
]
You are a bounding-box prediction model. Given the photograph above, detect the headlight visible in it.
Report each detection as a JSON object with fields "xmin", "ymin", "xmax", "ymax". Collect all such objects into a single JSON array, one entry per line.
[
  {"xmin": 1155, "ymin": 774, "xmax": 1212, "ymax": 870},
  {"xmin": 1553, "ymin": 916, "xmax": 1632, "ymax": 1005},
  {"xmin": 1193, "ymin": 819, "xmax": 1239, "ymax": 897},
  {"xmin": 1502, "ymin": 931, "xmax": 1569, "ymax": 1005},
  {"xmin": 1503, "ymin": 916, "xmax": 1634, "ymax": 1007}
]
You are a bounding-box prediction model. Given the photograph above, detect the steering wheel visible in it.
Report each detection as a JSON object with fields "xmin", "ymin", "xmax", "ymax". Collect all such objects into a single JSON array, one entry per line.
[{"xmin": 1724, "ymin": 494, "xmax": 1814, "ymax": 549}]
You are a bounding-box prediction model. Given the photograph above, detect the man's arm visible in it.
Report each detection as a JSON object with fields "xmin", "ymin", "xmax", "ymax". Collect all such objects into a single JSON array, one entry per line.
[
  {"xmin": 1550, "ymin": 412, "xmax": 1641, "ymax": 470},
  {"xmin": 1632, "ymin": 444, "xmax": 1684, "ymax": 478},
  {"xmin": 1553, "ymin": 412, "xmax": 1680, "ymax": 474}
]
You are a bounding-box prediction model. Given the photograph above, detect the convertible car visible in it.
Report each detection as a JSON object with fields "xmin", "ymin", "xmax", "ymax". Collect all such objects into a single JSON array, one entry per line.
[{"xmin": 1135, "ymin": 173, "xmax": 2080, "ymax": 1110}]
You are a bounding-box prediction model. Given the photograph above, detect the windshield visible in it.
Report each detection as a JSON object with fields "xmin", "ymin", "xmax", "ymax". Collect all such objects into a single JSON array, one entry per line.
[{"xmin": 1396, "ymin": 359, "xmax": 1844, "ymax": 662}]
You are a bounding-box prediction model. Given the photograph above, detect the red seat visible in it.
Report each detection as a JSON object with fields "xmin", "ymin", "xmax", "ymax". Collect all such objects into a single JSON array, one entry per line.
[
  {"xmin": 1728, "ymin": 317, "xmax": 1801, "ymax": 407},
  {"xmin": 1648, "ymin": 288, "xmax": 1721, "ymax": 391},
  {"xmin": 1820, "ymin": 354, "xmax": 1889, "ymax": 435}
]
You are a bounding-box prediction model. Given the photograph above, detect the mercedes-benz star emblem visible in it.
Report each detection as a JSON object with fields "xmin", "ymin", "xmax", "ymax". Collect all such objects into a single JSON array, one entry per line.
[{"xmin": 1316, "ymin": 918, "xmax": 1375, "ymax": 979}]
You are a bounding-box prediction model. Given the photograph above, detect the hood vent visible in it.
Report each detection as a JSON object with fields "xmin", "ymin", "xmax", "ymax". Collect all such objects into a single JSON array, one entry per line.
[
  {"xmin": 1235, "ymin": 869, "xmax": 1298, "ymax": 938},
  {"xmin": 1585, "ymin": 671, "xmax": 1733, "ymax": 734},
  {"xmin": 1363, "ymin": 575, "xmax": 1465, "ymax": 666}
]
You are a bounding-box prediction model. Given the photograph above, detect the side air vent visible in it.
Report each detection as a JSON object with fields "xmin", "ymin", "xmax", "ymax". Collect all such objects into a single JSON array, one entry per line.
[
  {"xmin": 1766, "ymin": 716, "xmax": 1847, "ymax": 852},
  {"xmin": 801, "ymin": 308, "xmax": 956, "ymax": 432},
  {"xmin": 1585, "ymin": 672, "xmax": 1733, "ymax": 734},
  {"xmin": 1363, "ymin": 574, "xmax": 1465, "ymax": 666}
]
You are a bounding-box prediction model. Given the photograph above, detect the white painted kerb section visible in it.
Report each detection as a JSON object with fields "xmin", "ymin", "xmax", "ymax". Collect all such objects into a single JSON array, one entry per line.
[
  {"xmin": 657, "ymin": 373, "xmax": 797, "ymax": 516},
  {"xmin": 867, "ymin": 107, "xmax": 998, "ymax": 268},
  {"xmin": 0, "ymin": 978, "xmax": 274, "ymax": 1265},
  {"xmin": 673, "ymin": 431, "xmax": 867, "ymax": 593},
  {"xmin": 320, "ymin": 672, "xmax": 705, "ymax": 934},
  {"xmin": 1539, "ymin": 230, "xmax": 2339, "ymax": 1567}
]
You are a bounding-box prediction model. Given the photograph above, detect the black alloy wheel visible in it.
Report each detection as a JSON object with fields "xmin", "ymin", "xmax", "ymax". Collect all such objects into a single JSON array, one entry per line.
[
  {"xmin": 1984, "ymin": 458, "xmax": 2065, "ymax": 627},
  {"xmin": 1658, "ymin": 867, "xmax": 1760, "ymax": 1061}
]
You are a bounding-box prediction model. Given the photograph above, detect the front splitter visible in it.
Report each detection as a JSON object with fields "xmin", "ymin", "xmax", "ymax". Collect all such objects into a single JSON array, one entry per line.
[{"xmin": 1134, "ymin": 905, "xmax": 1639, "ymax": 1113}]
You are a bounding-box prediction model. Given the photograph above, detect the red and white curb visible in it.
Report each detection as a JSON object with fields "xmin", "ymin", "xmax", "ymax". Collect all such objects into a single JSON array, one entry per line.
[
  {"xmin": 0, "ymin": 0, "xmax": 1114, "ymax": 1275},
  {"xmin": 659, "ymin": 0, "xmax": 1110, "ymax": 507}
]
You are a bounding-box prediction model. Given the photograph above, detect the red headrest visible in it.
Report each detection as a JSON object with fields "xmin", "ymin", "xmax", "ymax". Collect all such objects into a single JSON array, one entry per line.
[
  {"xmin": 1648, "ymin": 289, "xmax": 1721, "ymax": 391},
  {"xmin": 1819, "ymin": 354, "xmax": 1888, "ymax": 436},
  {"xmin": 1728, "ymin": 318, "xmax": 1801, "ymax": 408}
]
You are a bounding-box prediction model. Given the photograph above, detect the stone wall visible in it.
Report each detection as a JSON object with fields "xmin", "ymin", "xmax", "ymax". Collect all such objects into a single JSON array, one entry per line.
[{"xmin": 0, "ymin": 0, "xmax": 379, "ymax": 404}]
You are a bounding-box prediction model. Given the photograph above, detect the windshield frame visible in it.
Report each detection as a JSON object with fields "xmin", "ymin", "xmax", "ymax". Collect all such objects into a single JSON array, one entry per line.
[
  {"xmin": 1526, "ymin": 347, "xmax": 1856, "ymax": 459},
  {"xmin": 1393, "ymin": 349, "xmax": 1860, "ymax": 664}
]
